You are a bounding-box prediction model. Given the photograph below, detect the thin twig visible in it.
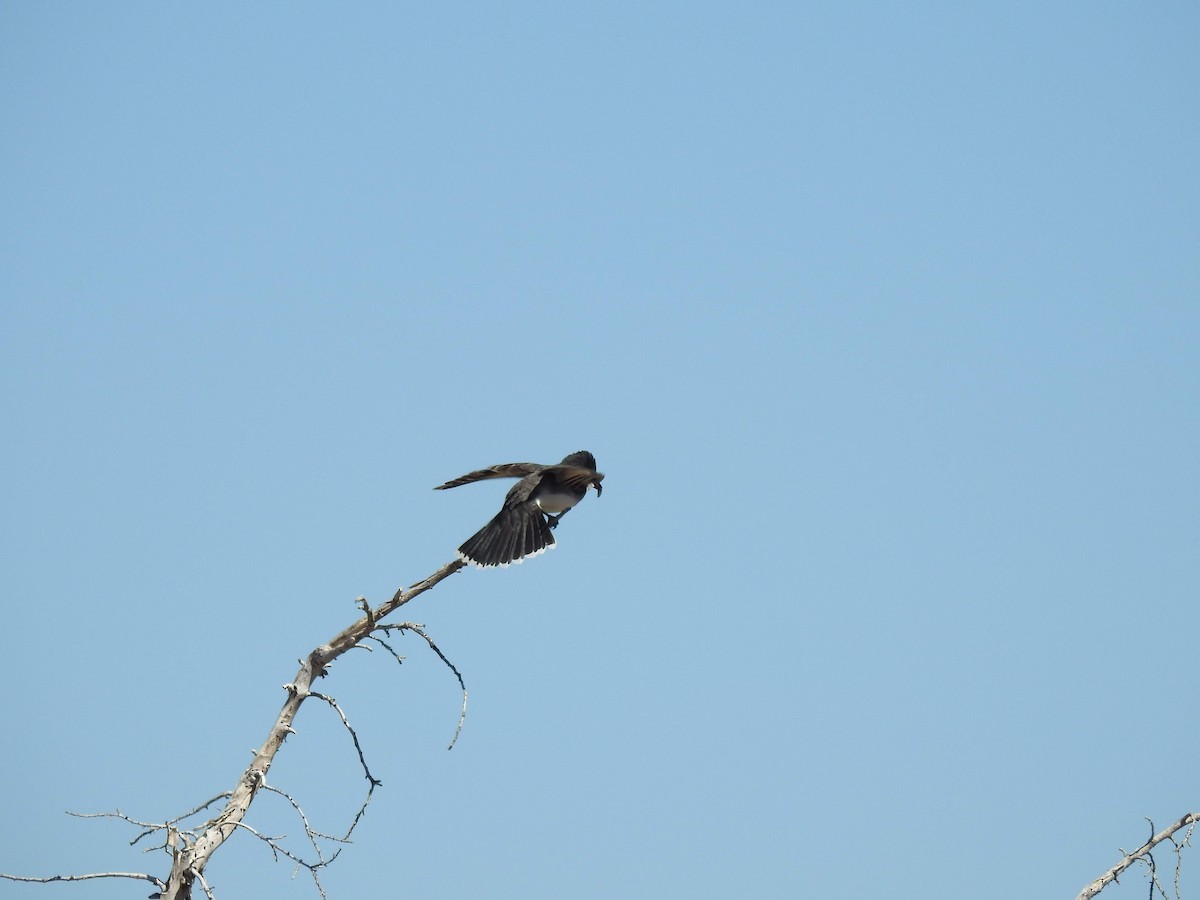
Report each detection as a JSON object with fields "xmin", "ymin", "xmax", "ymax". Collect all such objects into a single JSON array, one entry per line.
[
  {"xmin": 194, "ymin": 869, "xmax": 215, "ymax": 900},
  {"xmin": 0, "ymin": 872, "xmax": 166, "ymax": 889},
  {"xmin": 364, "ymin": 633, "xmax": 407, "ymax": 667},
  {"xmin": 308, "ymin": 691, "xmax": 380, "ymax": 788},
  {"xmin": 380, "ymin": 622, "xmax": 469, "ymax": 750},
  {"xmin": 227, "ymin": 819, "xmax": 339, "ymax": 887},
  {"xmin": 1174, "ymin": 822, "xmax": 1195, "ymax": 900},
  {"xmin": 259, "ymin": 782, "xmax": 350, "ymax": 854}
]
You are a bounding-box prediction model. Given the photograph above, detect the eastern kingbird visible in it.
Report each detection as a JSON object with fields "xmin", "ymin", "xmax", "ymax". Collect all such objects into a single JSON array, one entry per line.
[{"xmin": 435, "ymin": 450, "xmax": 604, "ymax": 568}]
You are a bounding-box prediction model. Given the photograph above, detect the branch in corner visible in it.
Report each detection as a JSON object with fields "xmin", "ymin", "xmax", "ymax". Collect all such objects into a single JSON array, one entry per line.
[
  {"xmin": 1076, "ymin": 812, "xmax": 1199, "ymax": 900},
  {"xmin": 0, "ymin": 558, "xmax": 469, "ymax": 900}
]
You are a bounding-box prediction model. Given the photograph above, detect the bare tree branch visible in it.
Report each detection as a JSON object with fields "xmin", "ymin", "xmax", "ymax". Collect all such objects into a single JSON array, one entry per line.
[
  {"xmin": 0, "ymin": 872, "xmax": 167, "ymax": 889},
  {"xmin": 1077, "ymin": 812, "xmax": 1200, "ymax": 900},
  {"xmin": 159, "ymin": 558, "xmax": 467, "ymax": 898},
  {"xmin": 1, "ymin": 558, "xmax": 467, "ymax": 900}
]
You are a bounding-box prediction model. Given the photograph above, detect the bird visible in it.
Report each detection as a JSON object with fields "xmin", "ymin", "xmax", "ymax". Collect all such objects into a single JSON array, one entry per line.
[{"xmin": 435, "ymin": 450, "xmax": 604, "ymax": 568}]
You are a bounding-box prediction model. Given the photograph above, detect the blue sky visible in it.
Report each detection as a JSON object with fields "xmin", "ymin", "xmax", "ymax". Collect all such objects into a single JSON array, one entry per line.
[{"xmin": 2, "ymin": 3, "xmax": 1197, "ymax": 898}]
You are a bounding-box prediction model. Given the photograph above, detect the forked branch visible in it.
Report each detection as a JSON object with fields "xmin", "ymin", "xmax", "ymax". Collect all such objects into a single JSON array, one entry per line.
[
  {"xmin": 1077, "ymin": 812, "xmax": 1199, "ymax": 900},
  {"xmin": 1, "ymin": 558, "xmax": 467, "ymax": 900}
]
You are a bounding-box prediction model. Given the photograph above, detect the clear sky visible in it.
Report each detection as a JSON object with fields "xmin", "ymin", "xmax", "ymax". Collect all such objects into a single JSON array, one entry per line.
[{"xmin": 2, "ymin": 3, "xmax": 1197, "ymax": 898}]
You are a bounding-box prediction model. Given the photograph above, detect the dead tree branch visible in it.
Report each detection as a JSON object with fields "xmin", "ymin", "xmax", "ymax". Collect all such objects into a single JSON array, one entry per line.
[
  {"xmin": 0, "ymin": 872, "xmax": 167, "ymax": 890},
  {"xmin": 374, "ymin": 622, "xmax": 469, "ymax": 750},
  {"xmin": 1077, "ymin": 812, "xmax": 1200, "ymax": 900},
  {"xmin": 0, "ymin": 557, "xmax": 467, "ymax": 900}
]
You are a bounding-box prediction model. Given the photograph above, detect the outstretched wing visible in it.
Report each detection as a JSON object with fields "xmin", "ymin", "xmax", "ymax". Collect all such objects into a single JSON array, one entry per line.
[{"xmin": 434, "ymin": 462, "xmax": 544, "ymax": 491}]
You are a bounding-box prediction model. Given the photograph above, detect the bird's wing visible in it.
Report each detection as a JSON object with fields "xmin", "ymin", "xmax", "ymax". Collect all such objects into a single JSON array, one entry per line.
[
  {"xmin": 501, "ymin": 464, "xmax": 602, "ymax": 508},
  {"xmin": 434, "ymin": 462, "xmax": 544, "ymax": 490},
  {"xmin": 503, "ymin": 471, "xmax": 546, "ymax": 506},
  {"xmin": 538, "ymin": 465, "xmax": 604, "ymax": 493}
]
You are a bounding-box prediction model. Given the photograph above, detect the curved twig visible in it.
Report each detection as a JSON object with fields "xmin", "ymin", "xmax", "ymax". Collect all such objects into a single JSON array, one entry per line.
[{"xmin": 381, "ymin": 622, "xmax": 469, "ymax": 750}]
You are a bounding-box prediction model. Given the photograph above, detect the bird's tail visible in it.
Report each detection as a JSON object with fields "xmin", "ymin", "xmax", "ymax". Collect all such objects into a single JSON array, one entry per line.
[{"xmin": 458, "ymin": 508, "xmax": 555, "ymax": 568}]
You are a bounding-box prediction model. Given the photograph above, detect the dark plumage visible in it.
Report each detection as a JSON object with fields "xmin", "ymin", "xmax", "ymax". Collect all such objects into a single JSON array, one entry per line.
[{"xmin": 435, "ymin": 450, "xmax": 604, "ymax": 568}]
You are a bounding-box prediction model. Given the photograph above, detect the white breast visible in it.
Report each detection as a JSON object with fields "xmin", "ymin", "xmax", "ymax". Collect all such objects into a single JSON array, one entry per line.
[{"xmin": 536, "ymin": 489, "xmax": 581, "ymax": 514}]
